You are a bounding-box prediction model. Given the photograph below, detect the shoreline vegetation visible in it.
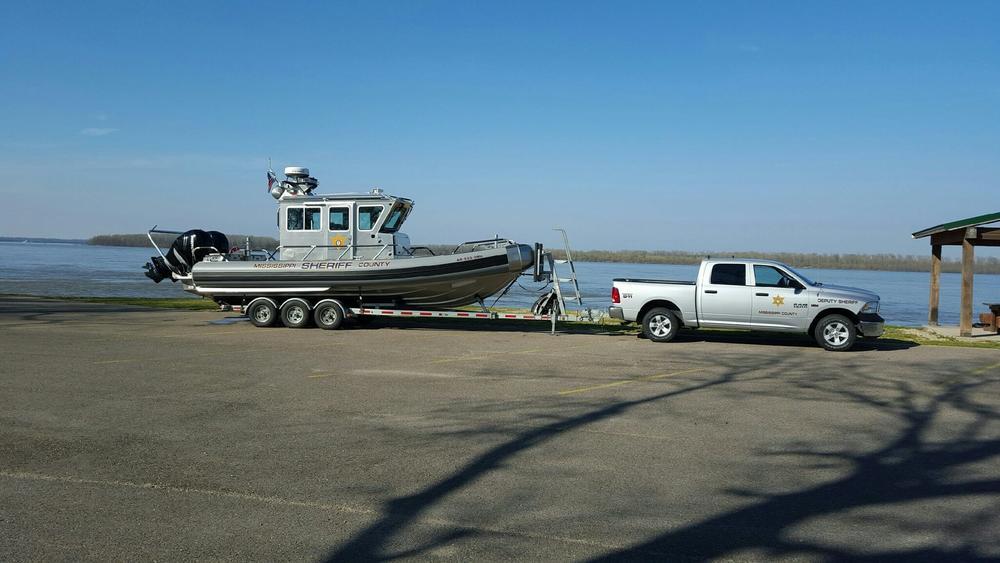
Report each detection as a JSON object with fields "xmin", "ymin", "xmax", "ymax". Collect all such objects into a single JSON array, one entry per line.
[{"xmin": 31, "ymin": 233, "xmax": 993, "ymax": 275}]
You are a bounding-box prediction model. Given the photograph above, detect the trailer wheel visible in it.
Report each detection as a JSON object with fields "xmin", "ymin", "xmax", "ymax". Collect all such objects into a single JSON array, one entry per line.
[
  {"xmin": 642, "ymin": 307, "xmax": 679, "ymax": 343},
  {"xmin": 280, "ymin": 300, "xmax": 311, "ymax": 329},
  {"xmin": 814, "ymin": 314, "xmax": 856, "ymax": 351},
  {"xmin": 247, "ymin": 300, "xmax": 277, "ymax": 328},
  {"xmin": 313, "ymin": 301, "xmax": 345, "ymax": 330}
]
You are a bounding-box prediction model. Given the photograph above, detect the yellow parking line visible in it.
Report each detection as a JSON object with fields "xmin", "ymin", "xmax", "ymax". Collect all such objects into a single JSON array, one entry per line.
[
  {"xmin": 431, "ymin": 355, "xmax": 490, "ymax": 364},
  {"xmin": 152, "ymin": 330, "xmax": 248, "ymax": 339},
  {"xmin": 972, "ymin": 361, "xmax": 1000, "ymax": 375},
  {"xmin": 558, "ymin": 367, "xmax": 704, "ymax": 396}
]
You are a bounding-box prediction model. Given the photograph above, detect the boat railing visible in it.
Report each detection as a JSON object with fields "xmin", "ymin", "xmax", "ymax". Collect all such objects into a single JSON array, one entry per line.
[
  {"xmin": 453, "ymin": 237, "xmax": 513, "ymax": 254},
  {"xmin": 269, "ymin": 244, "xmax": 447, "ymax": 261},
  {"xmin": 269, "ymin": 243, "xmax": 397, "ymax": 261}
]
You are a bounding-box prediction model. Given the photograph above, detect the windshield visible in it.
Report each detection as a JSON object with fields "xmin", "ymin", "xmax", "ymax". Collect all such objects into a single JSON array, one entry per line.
[
  {"xmin": 784, "ymin": 265, "xmax": 815, "ymax": 286},
  {"xmin": 379, "ymin": 203, "xmax": 411, "ymax": 233}
]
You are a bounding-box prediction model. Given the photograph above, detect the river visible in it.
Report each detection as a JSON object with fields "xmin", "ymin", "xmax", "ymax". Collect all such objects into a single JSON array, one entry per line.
[{"xmin": 1, "ymin": 241, "xmax": 996, "ymax": 327}]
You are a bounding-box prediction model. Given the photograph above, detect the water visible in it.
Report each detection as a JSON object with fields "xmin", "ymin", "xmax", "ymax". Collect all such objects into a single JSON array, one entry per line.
[{"xmin": 1, "ymin": 241, "xmax": 996, "ymax": 326}]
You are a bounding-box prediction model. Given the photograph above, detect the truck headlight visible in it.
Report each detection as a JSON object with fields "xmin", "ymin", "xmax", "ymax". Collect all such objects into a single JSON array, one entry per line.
[{"xmin": 861, "ymin": 301, "xmax": 879, "ymax": 313}]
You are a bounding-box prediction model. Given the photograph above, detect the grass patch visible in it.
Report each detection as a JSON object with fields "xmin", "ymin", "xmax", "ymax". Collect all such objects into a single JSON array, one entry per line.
[
  {"xmin": 881, "ymin": 325, "xmax": 1000, "ymax": 349},
  {"xmin": 67, "ymin": 297, "xmax": 219, "ymax": 310},
  {"xmin": 14, "ymin": 295, "xmax": 220, "ymax": 311}
]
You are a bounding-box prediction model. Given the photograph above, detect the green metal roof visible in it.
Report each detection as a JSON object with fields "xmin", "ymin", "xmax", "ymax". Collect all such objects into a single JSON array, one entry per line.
[{"xmin": 911, "ymin": 211, "xmax": 1000, "ymax": 239}]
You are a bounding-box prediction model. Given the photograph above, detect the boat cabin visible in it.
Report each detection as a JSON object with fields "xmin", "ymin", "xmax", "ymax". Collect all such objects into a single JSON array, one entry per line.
[{"xmin": 277, "ymin": 190, "xmax": 414, "ymax": 261}]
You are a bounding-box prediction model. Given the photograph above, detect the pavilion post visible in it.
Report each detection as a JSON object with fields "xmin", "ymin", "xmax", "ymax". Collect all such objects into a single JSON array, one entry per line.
[
  {"xmin": 960, "ymin": 236, "xmax": 974, "ymax": 337},
  {"xmin": 928, "ymin": 244, "xmax": 941, "ymax": 325}
]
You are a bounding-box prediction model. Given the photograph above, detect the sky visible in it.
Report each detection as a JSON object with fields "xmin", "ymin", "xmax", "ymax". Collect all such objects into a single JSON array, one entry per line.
[{"xmin": 1, "ymin": 1, "xmax": 997, "ymax": 256}]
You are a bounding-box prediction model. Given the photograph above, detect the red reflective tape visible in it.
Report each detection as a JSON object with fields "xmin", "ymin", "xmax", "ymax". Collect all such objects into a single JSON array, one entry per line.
[
  {"xmin": 476, "ymin": 313, "xmax": 489, "ymax": 318},
  {"xmin": 401, "ymin": 311, "xmax": 413, "ymax": 316},
  {"xmin": 504, "ymin": 314, "xmax": 516, "ymax": 318},
  {"xmin": 522, "ymin": 315, "xmax": 534, "ymax": 319},
  {"xmin": 381, "ymin": 310, "xmax": 393, "ymax": 315},
  {"xmin": 457, "ymin": 312, "xmax": 470, "ymax": 317},
  {"xmin": 420, "ymin": 312, "xmax": 433, "ymax": 316}
]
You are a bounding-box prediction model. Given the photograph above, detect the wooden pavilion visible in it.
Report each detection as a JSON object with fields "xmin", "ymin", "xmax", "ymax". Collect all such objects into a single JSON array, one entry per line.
[{"xmin": 912, "ymin": 212, "xmax": 1000, "ymax": 336}]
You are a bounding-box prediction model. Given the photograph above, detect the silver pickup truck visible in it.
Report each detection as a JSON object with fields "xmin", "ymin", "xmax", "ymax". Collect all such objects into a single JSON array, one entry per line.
[{"xmin": 609, "ymin": 259, "xmax": 884, "ymax": 351}]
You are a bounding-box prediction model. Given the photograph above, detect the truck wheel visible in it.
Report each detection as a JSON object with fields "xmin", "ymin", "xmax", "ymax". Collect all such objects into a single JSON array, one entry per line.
[
  {"xmin": 280, "ymin": 300, "xmax": 311, "ymax": 328},
  {"xmin": 313, "ymin": 301, "xmax": 345, "ymax": 330},
  {"xmin": 247, "ymin": 300, "xmax": 277, "ymax": 328},
  {"xmin": 815, "ymin": 314, "xmax": 856, "ymax": 351},
  {"xmin": 642, "ymin": 307, "xmax": 679, "ymax": 343}
]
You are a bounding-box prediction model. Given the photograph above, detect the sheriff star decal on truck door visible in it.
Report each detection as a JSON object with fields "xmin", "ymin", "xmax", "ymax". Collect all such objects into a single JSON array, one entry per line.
[{"xmin": 772, "ymin": 295, "xmax": 785, "ymax": 306}]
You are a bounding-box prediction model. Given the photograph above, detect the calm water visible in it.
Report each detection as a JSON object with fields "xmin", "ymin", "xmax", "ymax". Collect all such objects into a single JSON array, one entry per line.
[{"xmin": 1, "ymin": 241, "xmax": 996, "ymax": 327}]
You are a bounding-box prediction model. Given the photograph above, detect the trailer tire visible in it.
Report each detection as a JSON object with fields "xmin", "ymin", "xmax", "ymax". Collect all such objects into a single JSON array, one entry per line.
[
  {"xmin": 247, "ymin": 300, "xmax": 277, "ymax": 328},
  {"xmin": 313, "ymin": 301, "xmax": 345, "ymax": 330},
  {"xmin": 642, "ymin": 307, "xmax": 679, "ymax": 343},
  {"xmin": 280, "ymin": 299, "xmax": 312, "ymax": 328},
  {"xmin": 814, "ymin": 314, "xmax": 856, "ymax": 351}
]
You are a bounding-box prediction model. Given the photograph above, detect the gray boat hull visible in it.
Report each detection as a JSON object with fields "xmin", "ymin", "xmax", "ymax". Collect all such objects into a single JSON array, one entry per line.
[{"xmin": 186, "ymin": 243, "xmax": 535, "ymax": 309}]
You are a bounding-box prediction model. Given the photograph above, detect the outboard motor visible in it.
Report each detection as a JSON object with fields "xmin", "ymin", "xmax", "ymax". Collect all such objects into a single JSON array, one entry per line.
[{"xmin": 144, "ymin": 229, "xmax": 229, "ymax": 283}]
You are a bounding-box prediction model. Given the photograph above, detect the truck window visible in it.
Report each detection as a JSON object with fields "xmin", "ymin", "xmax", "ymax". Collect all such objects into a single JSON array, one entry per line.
[
  {"xmin": 710, "ymin": 264, "xmax": 746, "ymax": 286},
  {"xmin": 329, "ymin": 207, "xmax": 350, "ymax": 231},
  {"xmin": 754, "ymin": 265, "xmax": 797, "ymax": 288}
]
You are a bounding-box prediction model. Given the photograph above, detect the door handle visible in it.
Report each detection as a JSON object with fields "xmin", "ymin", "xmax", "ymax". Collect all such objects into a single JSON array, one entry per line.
[
  {"xmin": 756, "ymin": 292, "xmax": 769, "ymax": 297},
  {"xmin": 704, "ymin": 290, "xmax": 718, "ymax": 294}
]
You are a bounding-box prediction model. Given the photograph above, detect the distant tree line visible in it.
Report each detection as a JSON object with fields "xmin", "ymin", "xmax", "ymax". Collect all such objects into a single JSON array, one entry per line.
[
  {"xmin": 88, "ymin": 233, "xmax": 279, "ymax": 250},
  {"xmin": 547, "ymin": 249, "xmax": 1000, "ymax": 274}
]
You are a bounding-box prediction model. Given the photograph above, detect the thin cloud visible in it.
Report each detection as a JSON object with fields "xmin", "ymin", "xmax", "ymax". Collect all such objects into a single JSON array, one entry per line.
[
  {"xmin": 738, "ymin": 44, "xmax": 762, "ymax": 53},
  {"xmin": 80, "ymin": 127, "xmax": 119, "ymax": 136}
]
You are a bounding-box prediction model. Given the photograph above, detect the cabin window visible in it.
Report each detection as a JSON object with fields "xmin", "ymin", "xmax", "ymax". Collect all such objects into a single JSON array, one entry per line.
[
  {"xmin": 329, "ymin": 207, "xmax": 350, "ymax": 231},
  {"xmin": 380, "ymin": 205, "xmax": 410, "ymax": 233},
  {"xmin": 287, "ymin": 207, "xmax": 322, "ymax": 231},
  {"xmin": 709, "ymin": 264, "xmax": 746, "ymax": 286},
  {"xmin": 357, "ymin": 206, "xmax": 383, "ymax": 230}
]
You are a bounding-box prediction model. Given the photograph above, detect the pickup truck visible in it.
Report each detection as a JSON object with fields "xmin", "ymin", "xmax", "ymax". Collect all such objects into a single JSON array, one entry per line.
[{"xmin": 608, "ymin": 259, "xmax": 884, "ymax": 351}]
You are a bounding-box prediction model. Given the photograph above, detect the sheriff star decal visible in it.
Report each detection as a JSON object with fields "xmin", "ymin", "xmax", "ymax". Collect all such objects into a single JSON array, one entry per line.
[{"xmin": 772, "ymin": 295, "xmax": 785, "ymax": 306}]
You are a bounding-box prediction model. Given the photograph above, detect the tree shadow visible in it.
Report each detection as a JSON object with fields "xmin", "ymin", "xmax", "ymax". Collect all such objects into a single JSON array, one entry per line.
[
  {"xmin": 321, "ymin": 357, "xmax": 781, "ymax": 561},
  {"xmin": 320, "ymin": 351, "xmax": 998, "ymax": 561},
  {"xmin": 589, "ymin": 368, "xmax": 1000, "ymax": 561}
]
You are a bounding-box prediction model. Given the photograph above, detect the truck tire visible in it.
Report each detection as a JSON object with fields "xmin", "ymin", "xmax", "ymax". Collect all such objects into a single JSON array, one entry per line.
[
  {"xmin": 314, "ymin": 301, "xmax": 345, "ymax": 330},
  {"xmin": 280, "ymin": 299, "xmax": 311, "ymax": 328},
  {"xmin": 814, "ymin": 314, "xmax": 856, "ymax": 351},
  {"xmin": 247, "ymin": 300, "xmax": 277, "ymax": 328},
  {"xmin": 642, "ymin": 307, "xmax": 680, "ymax": 343}
]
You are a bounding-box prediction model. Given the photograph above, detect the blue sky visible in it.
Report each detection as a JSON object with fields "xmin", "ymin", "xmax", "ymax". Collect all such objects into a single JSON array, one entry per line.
[{"xmin": 1, "ymin": 1, "xmax": 997, "ymax": 256}]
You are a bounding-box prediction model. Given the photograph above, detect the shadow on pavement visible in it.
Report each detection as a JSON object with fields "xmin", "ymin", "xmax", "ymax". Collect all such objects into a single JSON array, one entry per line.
[{"xmin": 321, "ymin": 354, "xmax": 998, "ymax": 561}]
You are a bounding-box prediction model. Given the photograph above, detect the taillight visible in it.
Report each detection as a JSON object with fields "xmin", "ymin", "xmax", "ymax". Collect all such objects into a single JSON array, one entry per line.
[{"xmin": 611, "ymin": 287, "xmax": 621, "ymax": 304}]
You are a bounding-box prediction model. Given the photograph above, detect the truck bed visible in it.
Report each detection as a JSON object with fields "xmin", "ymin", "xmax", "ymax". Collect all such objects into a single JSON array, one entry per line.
[{"xmin": 612, "ymin": 278, "xmax": 696, "ymax": 285}]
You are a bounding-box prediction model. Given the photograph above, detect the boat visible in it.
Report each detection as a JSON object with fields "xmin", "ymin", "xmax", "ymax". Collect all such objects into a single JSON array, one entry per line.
[{"xmin": 144, "ymin": 166, "xmax": 536, "ymax": 310}]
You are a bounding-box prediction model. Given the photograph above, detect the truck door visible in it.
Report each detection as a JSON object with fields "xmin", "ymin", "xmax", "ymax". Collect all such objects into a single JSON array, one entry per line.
[
  {"xmin": 750, "ymin": 264, "xmax": 811, "ymax": 331},
  {"xmin": 698, "ymin": 263, "xmax": 752, "ymax": 328}
]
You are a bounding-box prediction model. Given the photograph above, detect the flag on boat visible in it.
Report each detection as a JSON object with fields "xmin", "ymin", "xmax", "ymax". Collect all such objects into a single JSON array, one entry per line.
[{"xmin": 267, "ymin": 168, "xmax": 278, "ymax": 192}]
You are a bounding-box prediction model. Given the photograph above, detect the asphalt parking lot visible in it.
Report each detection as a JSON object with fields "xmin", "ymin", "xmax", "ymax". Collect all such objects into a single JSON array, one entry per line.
[{"xmin": 1, "ymin": 297, "xmax": 998, "ymax": 561}]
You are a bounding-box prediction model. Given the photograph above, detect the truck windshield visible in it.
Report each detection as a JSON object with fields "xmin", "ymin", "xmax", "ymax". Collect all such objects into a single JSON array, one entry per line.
[{"xmin": 784, "ymin": 266, "xmax": 815, "ymax": 286}]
